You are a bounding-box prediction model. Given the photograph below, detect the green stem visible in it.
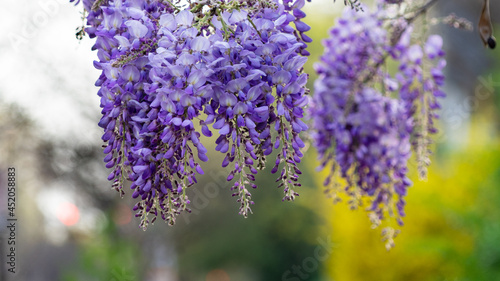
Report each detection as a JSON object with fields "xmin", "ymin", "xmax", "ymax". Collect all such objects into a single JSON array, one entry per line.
[
  {"xmin": 247, "ymin": 16, "xmax": 262, "ymax": 38},
  {"xmin": 163, "ymin": 0, "xmax": 180, "ymax": 12}
]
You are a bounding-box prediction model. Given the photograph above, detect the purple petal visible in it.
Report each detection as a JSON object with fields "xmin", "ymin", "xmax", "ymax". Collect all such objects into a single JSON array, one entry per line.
[
  {"xmin": 220, "ymin": 93, "xmax": 238, "ymax": 107},
  {"xmin": 121, "ymin": 65, "xmax": 140, "ymax": 82},
  {"xmin": 191, "ymin": 36, "xmax": 211, "ymax": 52},
  {"xmin": 160, "ymin": 14, "xmax": 176, "ymax": 30},
  {"xmin": 202, "ymin": 125, "xmax": 212, "ymax": 137},
  {"xmin": 226, "ymin": 78, "xmax": 248, "ymax": 92},
  {"xmin": 245, "ymin": 117, "xmax": 256, "ymax": 129},
  {"xmin": 187, "ymin": 70, "xmax": 206, "ymax": 88},
  {"xmin": 272, "ymin": 70, "xmax": 292, "ymax": 85},
  {"xmin": 125, "ymin": 20, "xmax": 148, "ymax": 38},
  {"xmin": 213, "ymin": 118, "xmax": 226, "ymax": 129},
  {"xmin": 171, "ymin": 117, "xmax": 182, "ymax": 126},
  {"xmin": 164, "ymin": 147, "xmax": 174, "ymax": 159},
  {"xmin": 233, "ymin": 102, "xmax": 248, "ymax": 115},
  {"xmin": 425, "ymin": 34, "xmax": 444, "ymax": 59},
  {"xmin": 407, "ymin": 45, "xmax": 423, "ymax": 63},
  {"xmin": 294, "ymin": 21, "xmax": 311, "ymax": 32},
  {"xmin": 219, "ymin": 123, "xmax": 231, "ymax": 135},
  {"xmin": 228, "ymin": 10, "xmax": 248, "ymax": 24},
  {"xmin": 176, "ymin": 10, "xmax": 194, "ymax": 26}
]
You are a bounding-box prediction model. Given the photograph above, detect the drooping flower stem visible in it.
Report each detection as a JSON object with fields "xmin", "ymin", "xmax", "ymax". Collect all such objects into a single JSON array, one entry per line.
[{"xmin": 311, "ymin": 0, "xmax": 446, "ymax": 248}]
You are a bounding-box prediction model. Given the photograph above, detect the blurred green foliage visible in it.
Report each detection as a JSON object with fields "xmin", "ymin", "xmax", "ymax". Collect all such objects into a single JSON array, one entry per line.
[
  {"xmin": 62, "ymin": 219, "xmax": 142, "ymax": 281},
  {"xmin": 169, "ymin": 159, "xmax": 324, "ymax": 280}
]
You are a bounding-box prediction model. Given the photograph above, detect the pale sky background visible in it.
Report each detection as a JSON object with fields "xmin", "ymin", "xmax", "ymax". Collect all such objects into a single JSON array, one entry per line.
[
  {"xmin": 1, "ymin": 0, "xmax": 102, "ymax": 145},
  {"xmin": 0, "ymin": 0, "xmax": 109, "ymax": 250}
]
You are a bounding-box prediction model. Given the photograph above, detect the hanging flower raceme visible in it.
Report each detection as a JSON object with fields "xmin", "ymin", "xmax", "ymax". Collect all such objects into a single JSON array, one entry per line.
[
  {"xmin": 310, "ymin": 1, "xmax": 445, "ymax": 248},
  {"xmin": 206, "ymin": 5, "xmax": 310, "ymax": 216},
  {"xmin": 73, "ymin": 0, "xmax": 310, "ymax": 228}
]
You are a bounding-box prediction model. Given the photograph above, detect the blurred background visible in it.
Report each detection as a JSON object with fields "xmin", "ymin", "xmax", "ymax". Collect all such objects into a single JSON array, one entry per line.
[{"xmin": 0, "ymin": 0, "xmax": 499, "ymax": 280}]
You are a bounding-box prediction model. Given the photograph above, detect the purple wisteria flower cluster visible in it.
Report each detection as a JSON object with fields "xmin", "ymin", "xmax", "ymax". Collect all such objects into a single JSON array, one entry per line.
[
  {"xmin": 310, "ymin": 1, "xmax": 446, "ymax": 246},
  {"xmin": 73, "ymin": 0, "xmax": 310, "ymax": 228}
]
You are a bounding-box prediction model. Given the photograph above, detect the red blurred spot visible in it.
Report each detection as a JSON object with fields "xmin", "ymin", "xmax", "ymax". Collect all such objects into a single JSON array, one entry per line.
[
  {"xmin": 206, "ymin": 269, "xmax": 230, "ymax": 281},
  {"xmin": 56, "ymin": 202, "xmax": 80, "ymax": 226}
]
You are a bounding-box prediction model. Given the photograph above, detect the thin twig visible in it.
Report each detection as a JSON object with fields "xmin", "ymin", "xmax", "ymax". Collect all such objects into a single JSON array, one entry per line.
[{"xmin": 360, "ymin": 0, "xmax": 442, "ymax": 85}]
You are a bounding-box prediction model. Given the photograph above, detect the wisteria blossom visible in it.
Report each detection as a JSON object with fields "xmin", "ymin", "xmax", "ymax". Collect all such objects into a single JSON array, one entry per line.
[
  {"xmin": 310, "ymin": 1, "xmax": 446, "ymax": 248},
  {"xmin": 72, "ymin": 0, "xmax": 310, "ymax": 228}
]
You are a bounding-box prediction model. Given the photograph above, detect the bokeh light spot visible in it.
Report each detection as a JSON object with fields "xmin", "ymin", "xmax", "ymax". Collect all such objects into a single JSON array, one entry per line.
[
  {"xmin": 205, "ymin": 269, "xmax": 230, "ymax": 281},
  {"xmin": 56, "ymin": 202, "xmax": 80, "ymax": 226}
]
